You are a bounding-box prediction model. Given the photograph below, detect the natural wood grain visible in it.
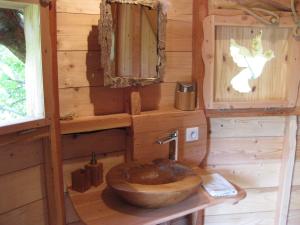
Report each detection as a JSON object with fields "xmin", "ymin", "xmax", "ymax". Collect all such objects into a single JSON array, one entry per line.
[
  {"xmin": 164, "ymin": 52, "xmax": 192, "ymax": 83},
  {"xmin": 139, "ymin": 83, "xmax": 178, "ymax": 111},
  {"xmin": 106, "ymin": 161, "xmax": 202, "ymax": 208},
  {"xmin": 57, "ymin": 12, "xmax": 192, "ymax": 52},
  {"xmin": 206, "ymin": 187, "xmax": 278, "ymax": 215},
  {"xmin": 192, "ymin": 0, "xmax": 208, "ymax": 110},
  {"xmin": 68, "ymin": 168, "xmax": 246, "ymax": 225},
  {"xmin": 292, "ymin": 161, "xmax": 300, "ymax": 186},
  {"xmin": 0, "ymin": 140, "xmax": 44, "ymax": 175},
  {"xmin": 57, "ymin": 0, "xmax": 193, "ymax": 17},
  {"xmin": 60, "ymin": 113, "xmax": 131, "ymax": 134},
  {"xmin": 132, "ymin": 109, "xmax": 207, "ymax": 165},
  {"xmin": 59, "ymin": 87, "xmax": 125, "ymax": 117},
  {"xmin": 289, "ymin": 186, "xmax": 300, "ymax": 210},
  {"xmin": 209, "ymin": 0, "xmax": 293, "ymax": 12},
  {"xmin": 56, "ymin": 12, "xmax": 100, "ymax": 51},
  {"xmin": 62, "ymin": 129, "xmax": 126, "ymax": 160},
  {"xmin": 58, "ymin": 51, "xmax": 103, "ymax": 88},
  {"xmin": 206, "ymin": 137, "xmax": 283, "ymax": 164},
  {"xmin": 0, "ymin": 199, "xmax": 48, "ymax": 225},
  {"xmin": 57, "ymin": 51, "xmax": 192, "ymax": 88},
  {"xmin": 202, "ymin": 15, "xmax": 300, "ymax": 110},
  {"xmin": 63, "ymin": 153, "xmax": 125, "ymax": 192},
  {"xmin": 166, "ymin": 15, "xmax": 192, "ymax": 52},
  {"xmin": 0, "ymin": 165, "xmax": 45, "ymax": 214},
  {"xmin": 205, "ymin": 108, "xmax": 298, "ymax": 118},
  {"xmin": 209, "ymin": 116, "xmax": 285, "ymax": 138},
  {"xmin": 206, "ymin": 162, "xmax": 281, "ymax": 188},
  {"xmin": 204, "ymin": 211, "xmax": 275, "ymax": 225},
  {"xmin": 131, "ymin": 91, "xmax": 142, "ymax": 114},
  {"xmin": 45, "ymin": 2, "xmax": 67, "ymax": 224},
  {"xmin": 275, "ymin": 116, "xmax": 298, "ymax": 225},
  {"xmin": 288, "ymin": 209, "xmax": 300, "ymax": 225},
  {"xmin": 0, "ymin": 126, "xmax": 49, "ymax": 147}
]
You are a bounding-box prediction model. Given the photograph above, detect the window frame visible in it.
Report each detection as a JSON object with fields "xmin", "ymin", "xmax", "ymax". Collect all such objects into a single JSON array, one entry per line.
[{"xmin": 0, "ymin": 0, "xmax": 53, "ymax": 135}]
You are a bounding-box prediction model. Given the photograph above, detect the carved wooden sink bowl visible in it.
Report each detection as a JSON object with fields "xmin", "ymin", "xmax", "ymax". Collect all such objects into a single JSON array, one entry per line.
[{"xmin": 106, "ymin": 159, "xmax": 202, "ymax": 208}]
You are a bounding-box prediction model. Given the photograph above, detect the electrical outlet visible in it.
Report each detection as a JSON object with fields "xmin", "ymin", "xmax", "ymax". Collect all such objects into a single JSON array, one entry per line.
[{"xmin": 186, "ymin": 127, "xmax": 199, "ymax": 142}]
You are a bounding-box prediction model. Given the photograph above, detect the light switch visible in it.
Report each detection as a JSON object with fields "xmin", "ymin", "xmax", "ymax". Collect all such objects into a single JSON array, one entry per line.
[{"xmin": 186, "ymin": 127, "xmax": 199, "ymax": 142}]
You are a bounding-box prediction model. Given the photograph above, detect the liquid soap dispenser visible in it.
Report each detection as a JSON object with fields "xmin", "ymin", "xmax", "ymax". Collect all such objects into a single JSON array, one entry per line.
[{"xmin": 85, "ymin": 152, "xmax": 103, "ymax": 187}]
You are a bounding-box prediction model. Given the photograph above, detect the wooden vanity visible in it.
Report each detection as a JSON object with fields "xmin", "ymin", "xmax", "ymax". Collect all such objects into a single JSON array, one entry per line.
[{"xmin": 68, "ymin": 168, "xmax": 246, "ymax": 225}]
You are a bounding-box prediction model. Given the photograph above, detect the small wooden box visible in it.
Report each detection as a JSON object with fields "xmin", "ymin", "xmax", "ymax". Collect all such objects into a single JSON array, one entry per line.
[
  {"xmin": 202, "ymin": 15, "xmax": 300, "ymax": 110},
  {"xmin": 71, "ymin": 169, "xmax": 91, "ymax": 193}
]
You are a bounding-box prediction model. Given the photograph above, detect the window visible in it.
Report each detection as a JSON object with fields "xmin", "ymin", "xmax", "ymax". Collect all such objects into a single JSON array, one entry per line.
[{"xmin": 0, "ymin": 2, "xmax": 44, "ymax": 127}]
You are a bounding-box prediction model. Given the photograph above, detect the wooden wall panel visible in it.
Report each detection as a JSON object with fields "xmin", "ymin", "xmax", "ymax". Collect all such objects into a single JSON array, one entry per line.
[
  {"xmin": 58, "ymin": 51, "xmax": 103, "ymax": 89},
  {"xmin": 0, "ymin": 139, "xmax": 48, "ymax": 225},
  {"xmin": 139, "ymin": 83, "xmax": 177, "ymax": 111},
  {"xmin": 63, "ymin": 152, "xmax": 124, "ymax": 191},
  {"xmin": 288, "ymin": 210, "xmax": 300, "ymax": 225},
  {"xmin": 166, "ymin": 16, "xmax": 192, "ymax": 52},
  {"xmin": 57, "ymin": 0, "xmax": 100, "ymax": 14},
  {"xmin": 0, "ymin": 199, "xmax": 48, "ymax": 225},
  {"xmin": 0, "ymin": 140, "xmax": 44, "ymax": 175},
  {"xmin": 206, "ymin": 137, "xmax": 283, "ymax": 165},
  {"xmin": 59, "ymin": 87, "xmax": 125, "ymax": 117},
  {"xmin": 288, "ymin": 120, "xmax": 300, "ymax": 225},
  {"xmin": 205, "ymin": 116, "xmax": 286, "ymax": 224},
  {"xmin": 57, "ymin": 0, "xmax": 194, "ymax": 116},
  {"xmin": 204, "ymin": 211, "xmax": 275, "ymax": 225},
  {"xmin": 206, "ymin": 163, "xmax": 281, "ymax": 189},
  {"xmin": 164, "ymin": 52, "xmax": 193, "ymax": 83},
  {"xmin": 61, "ymin": 129, "xmax": 126, "ymax": 160},
  {"xmin": 57, "ymin": 13, "xmax": 100, "ymax": 51},
  {"xmin": 209, "ymin": 117, "xmax": 286, "ymax": 138},
  {"xmin": 0, "ymin": 165, "xmax": 46, "ymax": 214},
  {"xmin": 132, "ymin": 110, "xmax": 207, "ymax": 165},
  {"xmin": 290, "ymin": 186, "xmax": 300, "ymax": 210},
  {"xmin": 58, "ymin": 51, "xmax": 192, "ymax": 89},
  {"xmin": 206, "ymin": 188, "xmax": 278, "ymax": 215}
]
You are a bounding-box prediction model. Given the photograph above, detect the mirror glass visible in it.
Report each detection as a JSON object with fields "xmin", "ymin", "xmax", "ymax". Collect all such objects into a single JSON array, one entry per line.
[{"xmin": 99, "ymin": 1, "xmax": 166, "ymax": 88}]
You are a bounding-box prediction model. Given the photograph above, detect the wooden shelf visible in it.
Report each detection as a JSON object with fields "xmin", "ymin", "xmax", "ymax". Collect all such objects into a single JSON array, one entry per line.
[
  {"xmin": 68, "ymin": 168, "xmax": 246, "ymax": 225},
  {"xmin": 205, "ymin": 108, "xmax": 300, "ymax": 118},
  {"xmin": 60, "ymin": 113, "xmax": 131, "ymax": 134}
]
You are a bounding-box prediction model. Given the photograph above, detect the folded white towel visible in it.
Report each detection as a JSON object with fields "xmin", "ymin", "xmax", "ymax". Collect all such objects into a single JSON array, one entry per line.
[{"xmin": 201, "ymin": 173, "xmax": 238, "ymax": 198}]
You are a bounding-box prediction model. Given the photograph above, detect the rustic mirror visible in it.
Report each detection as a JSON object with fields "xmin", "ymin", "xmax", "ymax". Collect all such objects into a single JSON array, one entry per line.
[{"xmin": 99, "ymin": 0, "xmax": 167, "ymax": 88}]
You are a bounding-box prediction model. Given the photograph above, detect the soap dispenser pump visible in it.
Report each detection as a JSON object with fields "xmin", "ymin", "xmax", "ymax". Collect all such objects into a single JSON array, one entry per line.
[{"xmin": 85, "ymin": 152, "xmax": 103, "ymax": 187}]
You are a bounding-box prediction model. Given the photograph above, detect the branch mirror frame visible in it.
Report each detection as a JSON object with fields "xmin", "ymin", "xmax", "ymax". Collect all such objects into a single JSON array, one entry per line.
[{"xmin": 99, "ymin": 0, "xmax": 167, "ymax": 88}]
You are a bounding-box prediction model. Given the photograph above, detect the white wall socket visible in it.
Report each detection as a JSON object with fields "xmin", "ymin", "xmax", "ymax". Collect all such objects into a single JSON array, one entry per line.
[{"xmin": 186, "ymin": 127, "xmax": 199, "ymax": 142}]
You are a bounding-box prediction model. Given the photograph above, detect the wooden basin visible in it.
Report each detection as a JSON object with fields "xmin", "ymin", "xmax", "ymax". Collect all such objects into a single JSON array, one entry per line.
[{"xmin": 106, "ymin": 159, "xmax": 202, "ymax": 208}]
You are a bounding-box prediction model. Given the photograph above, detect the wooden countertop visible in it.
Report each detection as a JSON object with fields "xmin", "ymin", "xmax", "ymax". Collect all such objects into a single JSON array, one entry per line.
[{"xmin": 68, "ymin": 168, "xmax": 246, "ymax": 225}]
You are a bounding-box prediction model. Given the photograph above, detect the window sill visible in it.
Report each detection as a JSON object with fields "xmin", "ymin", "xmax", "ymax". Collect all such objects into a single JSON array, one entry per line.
[{"xmin": 0, "ymin": 118, "xmax": 50, "ymax": 136}]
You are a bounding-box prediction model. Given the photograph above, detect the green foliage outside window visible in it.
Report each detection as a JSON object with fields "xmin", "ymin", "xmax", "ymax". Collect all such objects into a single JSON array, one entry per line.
[{"xmin": 0, "ymin": 44, "xmax": 26, "ymax": 120}]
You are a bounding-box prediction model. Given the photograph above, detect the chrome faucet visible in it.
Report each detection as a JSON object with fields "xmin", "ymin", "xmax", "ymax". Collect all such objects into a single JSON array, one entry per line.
[{"xmin": 156, "ymin": 130, "xmax": 179, "ymax": 161}]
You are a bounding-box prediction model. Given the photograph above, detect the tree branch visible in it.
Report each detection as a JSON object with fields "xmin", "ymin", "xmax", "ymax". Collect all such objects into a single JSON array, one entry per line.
[
  {"xmin": 0, "ymin": 9, "xmax": 25, "ymax": 62},
  {"xmin": 0, "ymin": 104, "xmax": 24, "ymax": 116}
]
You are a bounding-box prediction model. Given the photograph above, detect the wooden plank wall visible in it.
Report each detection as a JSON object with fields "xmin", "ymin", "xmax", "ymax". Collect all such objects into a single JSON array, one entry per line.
[
  {"xmin": 61, "ymin": 130, "xmax": 126, "ymax": 225},
  {"xmin": 204, "ymin": 117, "xmax": 300, "ymax": 225},
  {"xmin": 56, "ymin": 0, "xmax": 193, "ymax": 118},
  {"xmin": 0, "ymin": 139, "xmax": 49, "ymax": 225},
  {"xmin": 288, "ymin": 119, "xmax": 300, "ymax": 225},
  {"xmin": 55, "ymin": 0, "xmax": 194, "ymax": 224},
  {"xmin": 55, "ymin": 1, "xmax": 299, "ymax": 225}
]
